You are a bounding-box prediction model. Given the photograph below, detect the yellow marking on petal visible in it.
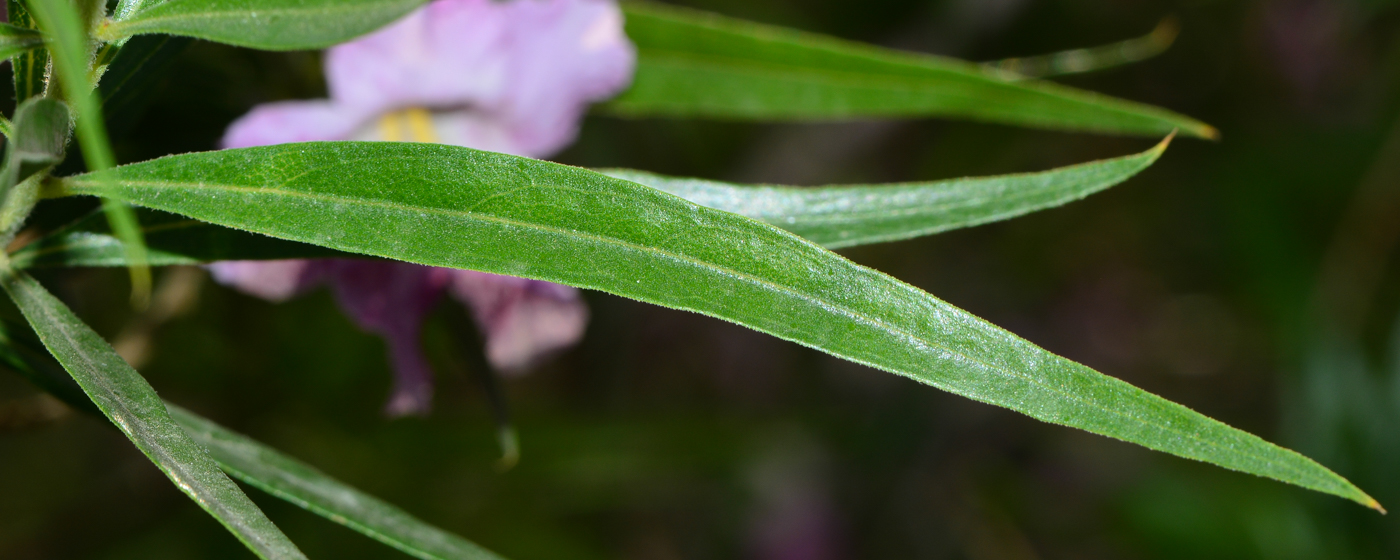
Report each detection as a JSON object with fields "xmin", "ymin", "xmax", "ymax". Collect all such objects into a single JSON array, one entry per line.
[
  {"xmin": 405, "ymin": 107, "xmax": 439, "ymax": 143},
  {"xmin": 378, "ymin": 111, "xmax": 404, "ymax": 142}
]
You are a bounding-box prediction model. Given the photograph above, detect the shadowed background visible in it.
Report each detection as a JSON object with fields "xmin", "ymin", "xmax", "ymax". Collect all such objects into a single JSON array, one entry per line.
[{"xmin": 2, "ymin": 0, "xmax": 1399, "ymax": 558}]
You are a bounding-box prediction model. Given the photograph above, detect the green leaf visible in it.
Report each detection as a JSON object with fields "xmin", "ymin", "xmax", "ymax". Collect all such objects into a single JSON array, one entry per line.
[
  {"xmin": 28, "ymin": 0, "xmax": 152, "ymax": 304},
  {"xmin": 113, "ymin": 0, "xmax": 163, "ymax": 21},
  {"xmin": 607, "ymin": 2, "xmax": 1217, "ymax": 139},
  {"xmin": 171, "ymin": 406, "xmax": 509, "ymax": 560},
  {"xmin": 0, "ymin": 317, "xmax": 506, "ymax": 560},
  {"xmin": 11, "ymin": 207, "xmax": 346, "ymax": 268},
  {"xmin": 0, "ymin": 268, "xmax": 309, "ymax": 559},
  {"xmin": 7, "ymin": 0, "xmax": 50, "ymax": 103},
  {"xmin": 605, "ymin": 135, "xmax": 1172, "ymax": 249},
  {"xmin": 2, "ymin": 97, "xmax": 70, "ymax": 192},
  {"xmin": 982, "ymin": 17, "xmax": 1179, "ymax": 80},
  {"xmin": 15, "ymin": 139, "xmax": 1168, "ymax": 266},
  {"xmin": 0, "ymin": 21, "xmax": 45, "ymax": 61},
  {"xmin": 0, "ymin": 317, "xmax": 101, "ymax": 418},
  {"xmin": 47, "ymin": 141, "xmax": 1377, "ymax": 509},
  {"xmin": 0, "ymin": 97, "xmax": 71, "ymax": 238},
  {"xmin": 98, "ymin": 0, "xmax": 429, "ymax": 51}
]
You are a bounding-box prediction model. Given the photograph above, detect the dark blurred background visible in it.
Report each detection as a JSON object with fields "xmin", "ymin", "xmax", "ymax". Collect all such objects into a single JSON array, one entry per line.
[{"xmin": 3, "ymin": 0, "xmax": 1400, "ymax": 558}]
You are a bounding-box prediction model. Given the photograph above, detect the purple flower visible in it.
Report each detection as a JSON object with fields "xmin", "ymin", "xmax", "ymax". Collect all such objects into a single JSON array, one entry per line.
[
  {"xmin": 223, "ymin": 0, "xmax": 633, "ymax": 157},
  {"xmin": 209, "ymin": 0, "xmax": 633, "ymax": 416}
]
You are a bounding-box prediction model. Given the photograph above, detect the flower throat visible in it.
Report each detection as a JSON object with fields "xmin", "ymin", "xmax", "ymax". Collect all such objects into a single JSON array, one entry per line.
[{"xmin": 378, "ymin": 107, "xmax": 439, "ymax": 143}]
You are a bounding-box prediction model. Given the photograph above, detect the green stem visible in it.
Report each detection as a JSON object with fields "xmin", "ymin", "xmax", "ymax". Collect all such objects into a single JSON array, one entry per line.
[{"xmin": 27, "ymin": 0, "xmax": 150, "ymax": 307}]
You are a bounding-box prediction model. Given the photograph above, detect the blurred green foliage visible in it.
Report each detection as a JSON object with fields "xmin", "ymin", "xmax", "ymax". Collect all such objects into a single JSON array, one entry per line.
[{"xmin": 3, "ymin": 0, "xmax": 1400, "ymax": 558}]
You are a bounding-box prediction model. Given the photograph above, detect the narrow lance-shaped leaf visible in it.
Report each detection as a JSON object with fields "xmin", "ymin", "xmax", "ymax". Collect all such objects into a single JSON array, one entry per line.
[
  {"xmin": 982, "ymin": 18, "xmax": 1179, "ymax": 80},
  {"xmin": 7, "ymin": 0, "xmax": 49, "ymax": 103},
  {"xmin": 28, "ymin": 0, "xmax": 152, "ymax": 304},
  {"xmin": 97, "ymin": 0, "xmax": 429, "ymax": 51},
  {"xmin": 605, "ymin": 135, "xmax": 1171, "ymax": 249},
  {"xmin": 15, "ymin": 139, "xmax": 1167, "ymax": 267},
  {"xmin": 0, "ymin": 317, "xmax": 506, "ymax": 560},
  {"xmin": 172, "ymin": 406, "xmax": 509, "ymax": 560},
  {"xmin": 47, "ymin": 141, "xmax": 1379, "ymax": 510},
  {"xmin": 607, "ymin": 2, "xmax": 1217, "ymax": 139},
  {"xmin": 0, "ymin": 268, "xmax": 309, "ymax": 559},
  {"xmin": 0, "ymin": 317, "xmax": 101, "ymax": 418}
]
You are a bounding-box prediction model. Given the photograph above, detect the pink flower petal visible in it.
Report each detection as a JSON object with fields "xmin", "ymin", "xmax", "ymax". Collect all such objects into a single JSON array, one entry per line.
[
  {"xmin": 320, "ymin": 260, "xmax": 452, "ymax": 416},
  {"xmin": 496, "ymin": 0, "xmax": 635, "ymax": 156},
  {"xmin": 325, "ymin": 0, "xmax": 511, "ymax": 116},
  {"xmin": 220, "ymin": 100, "xmax": 370, "ymax": 149},
  {"xmin": 206, "ymin": 260, "xmax": 322, "ymax": 302},
  {"xmin": 213, "ymin": 0, "xmax": 627, "ymax": 413},
  {"xmin": 325, "ymin": 0, "xmax": 635, "ymax": 157},
  {"xmin": 447, "ymin": 270, "xmax": 588, "ymax": 374}
]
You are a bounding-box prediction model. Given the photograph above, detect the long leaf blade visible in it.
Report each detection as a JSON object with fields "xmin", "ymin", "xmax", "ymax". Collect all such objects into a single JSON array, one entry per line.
[
  {"xmin": 15, "ymin": 139, "xmax": 1167, "ymax": 266},
  {"xmin": 605, "ymin": 135, "xmax": 1171, "ymax": 249},
  {"xmin": 608, "ymin": 2, "xmax": 1217, "ymax": 139},
  {"xmin": 7, "ymin": 0, "xmax": 49, "ymax": 103},
  {"xmin": 0, "ymin": 318, "xmax": 505, "ymax": 560},
  {"xmin": 0, "ymin": 268, "xmax": 308, "ymax": 559},
  {"xmin": 48, "ymin": 141, "xmax": 1377, "ymax": 509},
  {"xmin": 98, "ymin": 0, "xmax": 428, "ymax": 51},
  {"xmin": 982, "ymin": 17, "xmax": 1179, "ymax": 80},
  {"xmin": 170, "ymin": 406, "xmax": 508, "ymax": 560}
]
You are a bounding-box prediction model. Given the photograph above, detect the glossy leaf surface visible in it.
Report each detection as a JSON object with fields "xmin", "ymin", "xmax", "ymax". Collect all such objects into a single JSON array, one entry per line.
[
  {"xmin": 605, "ymin": 136, "xmax": 1171, "ymax": 249},
  {"xmin": 16, "ymin": 139, "xmax": 1166, "ymax": 266},
  {"xmin": 172, "ymin": 406, "xmax": 508, "ymax": 560},
  {"xmin": 0, "ymin": 269, "xmax": 308, "ymax": 559},
  {"xmin": 608, "ymin": 2, "xmax": 1216, "ymax": 139},
  {"xmin": 99, "ymin": 0, "xmax": 429, "ymax": 51},
  {"xmin": 48, "ymin": 141, "xmax": 1375, "ymax": 509}
]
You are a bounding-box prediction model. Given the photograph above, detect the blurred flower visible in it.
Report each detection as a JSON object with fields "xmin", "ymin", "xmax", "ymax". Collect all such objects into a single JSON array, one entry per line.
[
  {"xmin": 222, "ymin": 0, "xmax": 633, "ymax": 156},
  {"xmin": 746, "ymin": 431, "xmax": 843, "ymax": 560},
  {"xmin": 1259, "ymin": 0, "xmax": 1353, "ymax": 107},
  {"xmin": 209, "ymin": 0, "xmax": 633, "ymax": 416}
]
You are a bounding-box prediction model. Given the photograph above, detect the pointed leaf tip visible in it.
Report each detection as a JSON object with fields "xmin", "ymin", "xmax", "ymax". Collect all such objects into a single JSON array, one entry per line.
[
  {"xmin": 1367, "ymin": 497, "xmax": 1386, "ymax": 514},
  {"xmin": 51, "ymin": 141, "xmax": 1378, "ymax": 507}
]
